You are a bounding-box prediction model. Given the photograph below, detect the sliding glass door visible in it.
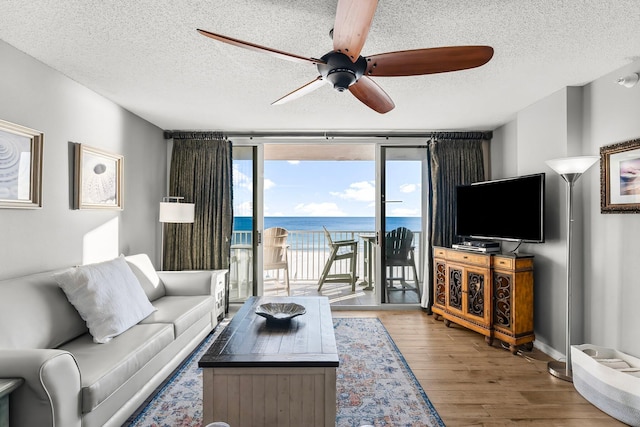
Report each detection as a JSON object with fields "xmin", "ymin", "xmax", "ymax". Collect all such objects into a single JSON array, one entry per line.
[
  {"xmin": 230, "ymin": 140, "xmax": 428, "ymax": 308},
  {"xmin": 379, "ymin": 145, "xmax": 427, "ymax": 304},
  {"xmin": 229, "ymin": 145, "xmax": 260, "ymax": 303}
]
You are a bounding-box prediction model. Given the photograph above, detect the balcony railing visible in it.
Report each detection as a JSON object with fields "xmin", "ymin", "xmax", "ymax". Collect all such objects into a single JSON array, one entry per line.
[{"xmin": 230, "ymin": 229, "xmax": 421, "ymax": 289}]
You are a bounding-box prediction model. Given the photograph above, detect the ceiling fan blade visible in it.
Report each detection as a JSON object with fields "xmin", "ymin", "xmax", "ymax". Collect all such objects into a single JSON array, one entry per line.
[
  {"xmin": 272, "ymin": 76, "xmax": 327, "ymax": 105},
  {"xmin": 197, "ymin": 29, "xmax": 325, "ymax": 65},
  {"xmin": 349, "ymin": 76, "xmax": 395, "ymax": 114},
  {"xmin": 332, "ymin": 0, "xmax": 378, "ymax": 62},
  {"xmin": 365, "ymin": 46, "xmax": 494, "ymax": 77}
]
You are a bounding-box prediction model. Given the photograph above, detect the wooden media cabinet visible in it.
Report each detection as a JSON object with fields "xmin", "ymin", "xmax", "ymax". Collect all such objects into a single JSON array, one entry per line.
[{"xmin": 432, "ymin": 246, "xmax": 535, "ymax": 354}]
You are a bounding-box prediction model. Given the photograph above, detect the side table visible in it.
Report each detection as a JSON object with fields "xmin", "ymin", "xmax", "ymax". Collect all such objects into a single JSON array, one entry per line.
[
  {"xmin": 0, "ymin": 378, "xmax": 23, "ymax": 427},
  {"xmin": 211, "ymin": 269, "xmax": 228, "ymax": 322}
]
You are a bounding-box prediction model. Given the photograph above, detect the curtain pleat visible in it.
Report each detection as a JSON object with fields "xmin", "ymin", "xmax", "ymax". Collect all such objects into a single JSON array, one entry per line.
[
  {"xmin": 163, "ymin": 137, "xmax": 233, "ymax": 271},
  {"xmin": 422, "ymin": 138, "xmax": 486, "ymax": 310}
]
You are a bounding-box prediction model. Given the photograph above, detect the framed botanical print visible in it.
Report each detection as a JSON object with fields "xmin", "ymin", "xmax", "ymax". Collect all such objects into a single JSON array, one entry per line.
[
  {"xmin": 74, "ymin": 144, "xmax": 123, "ymax": 210},
  {"xmin": 0, "ymin": 119, "xmax": 44, "ymax": 209},
  {"xmin": 601, "ymin": 138, "xmax": 640, "ymax": 213}
]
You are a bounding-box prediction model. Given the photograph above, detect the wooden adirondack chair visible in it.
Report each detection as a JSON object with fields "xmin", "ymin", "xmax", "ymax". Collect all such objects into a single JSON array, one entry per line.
[
  {"xmin": 318, "ymin": 226, "xmax": 358, "ymax": 291},
  {"xmin": 385, "ymin": 227, "xmax": 421, "ymax": 300},
  {"xmin": 263, "ymin": 227, "xmax": 290, "ymax": 295}
]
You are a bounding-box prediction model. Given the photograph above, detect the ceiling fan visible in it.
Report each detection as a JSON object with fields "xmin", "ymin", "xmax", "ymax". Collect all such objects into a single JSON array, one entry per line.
[{"xmin": 197, "ymin": 0, "xmax": 493, "ymax": 114}]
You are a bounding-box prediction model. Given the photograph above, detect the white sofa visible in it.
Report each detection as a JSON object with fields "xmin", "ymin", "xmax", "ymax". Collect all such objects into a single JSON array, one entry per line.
[{"xmin": 0, "ymin": 254, "xmax": 227, "ymax": 427}]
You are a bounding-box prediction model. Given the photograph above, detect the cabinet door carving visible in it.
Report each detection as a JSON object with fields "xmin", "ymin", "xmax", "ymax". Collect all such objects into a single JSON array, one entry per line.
[
  {"xmin": 449, "ymin": 268, "xmax": 463, "ymax": 310},
  {"xmin": 434, "ymin": 260, "xmax": 447, "ymax": 306},
  {"xmin": 493, "ymin": 272, "xmax": 512, "ymax": 328},
  {"xmin": 467, "ymin": 272, "xmax": 485, "ymax": 318}
]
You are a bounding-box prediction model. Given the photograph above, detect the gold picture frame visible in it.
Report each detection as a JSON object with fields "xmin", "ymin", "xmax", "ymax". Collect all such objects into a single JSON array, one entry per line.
[
  {"xmin": 74, "ymin": 144, "xmax": 123, "ymax": 210},
  {"xmin": 600, "ymin": 138, "xmax": 640, "ymax": 213},
  {"xmin": 0, "ymin": 119, "xmax": 44, "ymax": 209}
]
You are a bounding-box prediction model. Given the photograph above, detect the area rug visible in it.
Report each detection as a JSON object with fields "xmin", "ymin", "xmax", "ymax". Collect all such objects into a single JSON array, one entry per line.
[{"xmin": 124, "ymin": 317, "xmax": 444, "ymax": 427}]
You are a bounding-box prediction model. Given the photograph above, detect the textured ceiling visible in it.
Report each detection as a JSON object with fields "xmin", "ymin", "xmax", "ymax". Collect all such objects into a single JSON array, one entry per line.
[{"xmin": 1, "ymin": 1, "xmax": 640, "ymax": 133}]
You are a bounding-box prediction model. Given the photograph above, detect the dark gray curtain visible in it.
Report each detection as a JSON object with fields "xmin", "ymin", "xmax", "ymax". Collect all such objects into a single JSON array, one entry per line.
[
  {"xmin": 423, "ymin": 136, "xmax": 487, "ymax": 310},
  {"xmin": 430, "ymin": 139, "xmax": 485, "ymax": 247},
  {"xmin": 163, "ymin": 133, "xmax": 233, "ymax": 271}
]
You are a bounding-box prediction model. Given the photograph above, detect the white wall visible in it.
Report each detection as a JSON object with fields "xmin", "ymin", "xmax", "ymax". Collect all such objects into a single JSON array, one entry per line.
[
  {"xmin": 583, "ymin": 61, "xmax": 640, "ymax": 357},
  {"xmin": 492, "ymin": 60, "xmax": 640, "ymax": 359},
  {"xmin": 489, "ymin": 119, "xmax": 517, "ymax": 179},
  {"xmin": 0, "ymin": 40, "xmax": 167, "ymax": 279}
]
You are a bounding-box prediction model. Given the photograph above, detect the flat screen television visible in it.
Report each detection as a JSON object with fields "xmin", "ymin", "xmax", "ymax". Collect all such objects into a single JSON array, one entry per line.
[{"xmin": 455, "ymin": 173, "xmax": 545, "ymax": 243}]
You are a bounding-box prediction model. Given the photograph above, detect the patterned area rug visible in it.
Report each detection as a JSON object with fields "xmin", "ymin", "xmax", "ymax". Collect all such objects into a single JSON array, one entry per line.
[{"xmin": 124, "ymin": 317, "xmax": 444, "ymax": 427}]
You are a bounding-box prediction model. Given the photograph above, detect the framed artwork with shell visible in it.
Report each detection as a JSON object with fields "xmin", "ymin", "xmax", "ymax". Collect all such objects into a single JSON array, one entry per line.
[
  {"xmin": 74, "ymin": 143, "xmax": 123, "ymax": 210},
  {"xmin": 0, "ymin": 119, "xmax": 43, "ymax": 209}
]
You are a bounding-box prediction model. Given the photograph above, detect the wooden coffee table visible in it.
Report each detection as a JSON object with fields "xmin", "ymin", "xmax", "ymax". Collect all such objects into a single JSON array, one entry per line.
[{"xmin": 199, "ymin": 296, "xmax": 339, "ymax": 427}]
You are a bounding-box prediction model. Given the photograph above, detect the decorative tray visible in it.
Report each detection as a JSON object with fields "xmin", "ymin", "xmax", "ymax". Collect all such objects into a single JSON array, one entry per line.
[{"xmin": 255, "ymin": 302, "xmax": 306, "ymax": 323}]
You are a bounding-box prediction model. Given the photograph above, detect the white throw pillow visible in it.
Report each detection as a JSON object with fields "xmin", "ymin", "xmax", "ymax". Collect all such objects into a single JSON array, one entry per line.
[
  {"xmin": 54, "ymin": 255, "xmax": 156, "ymax": 343},
  {"xmin": 125, "ymin": 253, "xmax": 166, "ymax": 302}
]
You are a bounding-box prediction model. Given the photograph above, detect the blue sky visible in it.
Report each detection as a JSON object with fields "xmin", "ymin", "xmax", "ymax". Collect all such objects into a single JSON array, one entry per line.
[{"xmin": 233, "ymin": 160, "xmax": 421, "ymax": 217}]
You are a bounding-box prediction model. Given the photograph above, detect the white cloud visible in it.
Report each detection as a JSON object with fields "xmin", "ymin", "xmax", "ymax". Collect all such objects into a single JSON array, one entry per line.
[
  {"xmin": 233, "ymin": 165, "xmax": 252, "ymax": 190},
  {"xmin": 390, "ymin": 207, "xmax": 420, "ymax": 216},
  {"xmin": 399, "ymin": 183, "xmax": 418, "ymax": 193},
  {"xmin": 294, "ymin": 202, "xmax": 345, "ymax": 216},
  {"xmin": 288, "ymin": 160, "xmax": 300, "ymax": 165},
  {"xmin": 264, "ymin": 178, "xmax": 275, "ymax": 190},
  {"xmin": 330, "ymin": 180, "xmax": 374, "ymax": 202},
  {"xmin": 234, "ymin": 201, "xmax": 253, "ymax": 216},
  {"xmin": 236, "ymin": 163, "xmax": 276, "ymax": 190}
]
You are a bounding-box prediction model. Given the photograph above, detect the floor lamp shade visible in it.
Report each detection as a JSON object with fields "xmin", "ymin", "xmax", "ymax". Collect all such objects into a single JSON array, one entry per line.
[
  {"xmin": 159, "ymin": 197, "xmax": 195, "ymax": 223},
  {"xmin": 546, "ymin": 156, "xmax": 599, "ymax": 176},
  {"xmin": 545, "ymin": 155, "xmax": 598, "ymax": 382}
]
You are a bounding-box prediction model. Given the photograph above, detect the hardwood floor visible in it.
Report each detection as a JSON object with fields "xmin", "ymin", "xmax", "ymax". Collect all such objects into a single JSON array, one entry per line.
[{"xmin": 335, "ymin": 309, "xmax": 625, "ymax": 427}]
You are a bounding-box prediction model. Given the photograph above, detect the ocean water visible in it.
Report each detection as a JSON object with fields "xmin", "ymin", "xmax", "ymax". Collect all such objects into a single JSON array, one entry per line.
[
  {"xmin": 233, "ymin": 216, "xmax": 421, "ymax": 232},
  {"xmin": 233, "ymin": 216, "xmax": 421, "ymax": 250}
]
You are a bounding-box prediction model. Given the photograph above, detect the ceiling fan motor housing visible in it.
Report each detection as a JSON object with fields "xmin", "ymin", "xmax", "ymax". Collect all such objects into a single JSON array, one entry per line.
[{"xmin": 318, "ymin": 52, "xmax": 367, "ymax": 92}]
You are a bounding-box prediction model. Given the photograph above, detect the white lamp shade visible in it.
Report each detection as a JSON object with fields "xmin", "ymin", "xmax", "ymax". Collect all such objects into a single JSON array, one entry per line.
[
  {"xmin": 159, "ymin": 202, "xmax": 195, "ymax": 223},
  {"xmin": 545, "ymin": 156, "xmax": 599, "ymax": 175}
]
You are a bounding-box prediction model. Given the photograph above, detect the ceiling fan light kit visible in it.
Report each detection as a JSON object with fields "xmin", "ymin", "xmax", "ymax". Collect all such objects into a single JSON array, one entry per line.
[
  {"xmin": 318, "ymin": 52, "xmax": 367, "ymax": 92},
  {"xmin": 198, "ymin": 0, "xmax": 494, "ymax": 113}
]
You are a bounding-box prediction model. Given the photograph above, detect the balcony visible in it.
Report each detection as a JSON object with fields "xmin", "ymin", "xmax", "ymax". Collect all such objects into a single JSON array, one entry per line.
[{"xmin": 229, "ymin": 229, "xmax": 422, "ymax": 305}]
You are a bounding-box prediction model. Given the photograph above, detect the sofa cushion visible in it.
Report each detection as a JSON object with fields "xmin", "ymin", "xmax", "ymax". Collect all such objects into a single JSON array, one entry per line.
[
  {"xmin": 58, "ymin": 323, "xmax": 174, "ymax": 413},
  {"xmin": 54, "ymin": 256, "xmax": 156, "ymax": 344},
  {"xmin": 139, "ymin": 295, "xmax": 214, "ymax": 337},
  {"xmin": 125, "ymin": 254, "xmax": 166, "ymax": 302},
  {"xmin": 0, "ymin": 270, "xmax": 88, "ymax": 349}
]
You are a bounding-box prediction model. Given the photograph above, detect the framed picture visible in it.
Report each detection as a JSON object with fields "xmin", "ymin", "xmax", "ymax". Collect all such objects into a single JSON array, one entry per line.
[
  {"xmin": 600, "ymin": 138, "xmax": 640, "ymax": 213},
  {"xmin": 74, "ymin": 144, "xmax": 123, "ymax": 210},
  {"xmin": 0, "ymin": 119, "xmax": 44, "ymax": 209}
]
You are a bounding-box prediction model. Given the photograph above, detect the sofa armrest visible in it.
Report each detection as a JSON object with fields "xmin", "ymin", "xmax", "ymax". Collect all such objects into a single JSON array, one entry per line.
[
  {"xmin": 158, "ymin": 270, "xmax": 226, "ymax": 296},
  {"xmin": 0, "ymin": 349, "xmax": 82, "ymax": 427}
]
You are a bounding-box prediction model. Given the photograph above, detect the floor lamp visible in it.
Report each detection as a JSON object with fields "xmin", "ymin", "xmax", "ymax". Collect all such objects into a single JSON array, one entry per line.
[
  {"xmin": 159, "ymin": 196, "xmax": 195, "ymax": 270},
  {"xmin": 545, "ymin": 155, "xmax": 599, "ymax": 382}
]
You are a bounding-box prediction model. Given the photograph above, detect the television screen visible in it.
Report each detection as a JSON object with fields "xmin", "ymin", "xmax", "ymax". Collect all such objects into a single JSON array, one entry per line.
[{"xmin": 455, "ymin": 173, "xmax": 545, "ymax": 243}]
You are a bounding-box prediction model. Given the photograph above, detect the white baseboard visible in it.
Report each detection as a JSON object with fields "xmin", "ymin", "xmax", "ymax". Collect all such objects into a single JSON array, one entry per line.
[{"xmin": 534, "ymin": 340, "xmax": 565, "ymax": 361}]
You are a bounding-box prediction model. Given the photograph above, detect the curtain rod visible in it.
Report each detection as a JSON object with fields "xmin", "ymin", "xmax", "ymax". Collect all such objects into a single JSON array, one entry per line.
[
  {"xmin": 164, "ymin": 130, "xmax": 493, "ymax": 141},
  {"xmin": 164, "ymin": 131, "xmax": 225, "ymax": 140}
]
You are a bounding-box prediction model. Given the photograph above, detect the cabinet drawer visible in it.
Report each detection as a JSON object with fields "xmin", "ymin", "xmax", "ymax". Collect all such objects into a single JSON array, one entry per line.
[
  {"xmin": 447, "ymin": 250, "xmax": 490, "ymax": 267},
  {"xmin": 493, "ymin": 257, "xmax": 514, "ymax": 270},
  {"xmin": 434, "ymin": 247, "xmax": 447, "ymax": 258}
]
